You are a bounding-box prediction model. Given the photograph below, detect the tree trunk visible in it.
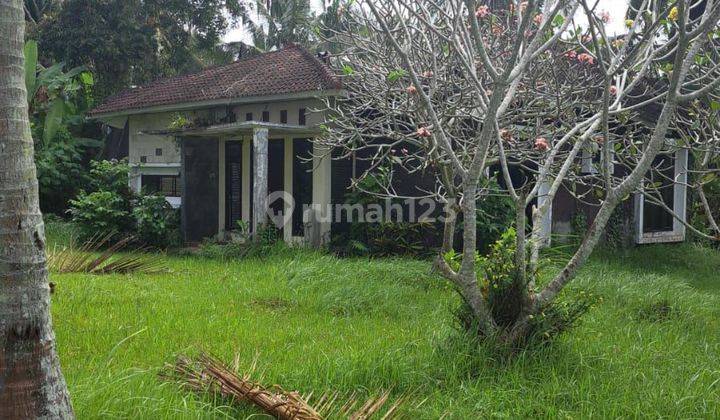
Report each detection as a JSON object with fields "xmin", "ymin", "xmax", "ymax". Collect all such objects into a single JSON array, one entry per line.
[{"xmin": 0, "ymin": 1, "xmax": 74, "ymax": 418}]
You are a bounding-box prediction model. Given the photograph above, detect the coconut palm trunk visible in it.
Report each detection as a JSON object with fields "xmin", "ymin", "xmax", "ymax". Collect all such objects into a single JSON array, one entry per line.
[{"xmin": 0, "ymin": 0, "xmax": 74, "ymax": 417}]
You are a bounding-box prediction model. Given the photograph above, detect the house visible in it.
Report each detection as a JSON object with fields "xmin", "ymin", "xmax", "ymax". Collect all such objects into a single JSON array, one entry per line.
[
  {"xmin": 90, "ymin": 45, "xmax": 343, "ymax": 244},
  {"xmin": 90, "ymin": 45, "xmax": 689, "ymax": 247}
]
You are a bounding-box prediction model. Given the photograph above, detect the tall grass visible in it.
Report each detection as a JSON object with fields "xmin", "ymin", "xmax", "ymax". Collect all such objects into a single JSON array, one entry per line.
[{"xmin": 47, "ymin": 223, "xmax": 720, "ymax": 418}]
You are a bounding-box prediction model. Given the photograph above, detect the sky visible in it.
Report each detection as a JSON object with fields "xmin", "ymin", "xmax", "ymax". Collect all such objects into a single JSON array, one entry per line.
[{"xmin": 222, "ymin": 0, "xmax": 631, "ymax": 44}]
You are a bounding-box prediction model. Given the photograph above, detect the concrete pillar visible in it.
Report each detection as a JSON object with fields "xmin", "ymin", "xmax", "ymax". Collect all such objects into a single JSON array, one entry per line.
[
  {"xmin": 311, "ymin": 141, "xmax": 332, "ymax": 245},
  {"xmin": 538, "ymin": 180, "xmax": 552, "ymax": 247},
  {"xmin": 252, "ymin": 127, "xmax": 269, "ymax": 235}
]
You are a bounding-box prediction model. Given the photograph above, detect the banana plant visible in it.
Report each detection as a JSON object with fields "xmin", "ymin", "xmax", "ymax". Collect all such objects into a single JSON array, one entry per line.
[{"xmin": 23, "ymin": 40, "xmax": 94, "ymax": 145}]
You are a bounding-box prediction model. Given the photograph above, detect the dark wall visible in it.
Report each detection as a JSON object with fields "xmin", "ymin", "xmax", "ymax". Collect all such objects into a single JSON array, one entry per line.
[
  {"xmin": 103, "ymin": 119, "xmax": 130, "ymax": 160},
  {"xmin": 182, "ymin": 137, "xmax": 219, "ymax": 243}
]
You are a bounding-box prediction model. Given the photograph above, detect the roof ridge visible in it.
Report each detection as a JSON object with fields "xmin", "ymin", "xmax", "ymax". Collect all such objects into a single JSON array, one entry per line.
[
  {"xmin": 89, "ymin": 44, "xmax": 342, "ymax": 116},
  {"xmin": 293, "ymin": 45, "xmax": 343, "ymax": 90}
]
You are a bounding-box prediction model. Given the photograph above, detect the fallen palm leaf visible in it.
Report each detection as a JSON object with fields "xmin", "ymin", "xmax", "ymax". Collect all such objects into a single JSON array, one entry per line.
[
  {"xmin": 48, "ymin": 232, "xmax": 167, "ymax": 274},
  {"xmin": 163, "ymin": 353, "xmax": 417, "ymax": 419}
]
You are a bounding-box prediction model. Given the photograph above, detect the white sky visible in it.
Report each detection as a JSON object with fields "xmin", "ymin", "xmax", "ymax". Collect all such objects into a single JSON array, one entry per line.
[
  {"xmin": 223, "ymin": 0, "xmax": 630, "ymax": 44},
  {"xmin": 573, "ymin": 0, "xmax": 631, "ymax": 36}
]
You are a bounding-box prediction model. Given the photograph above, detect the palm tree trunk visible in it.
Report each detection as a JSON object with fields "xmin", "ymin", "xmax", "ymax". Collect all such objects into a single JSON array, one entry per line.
[{"xmin": 0, "ymin": 0, "xmax": 74, "ymax": 418}]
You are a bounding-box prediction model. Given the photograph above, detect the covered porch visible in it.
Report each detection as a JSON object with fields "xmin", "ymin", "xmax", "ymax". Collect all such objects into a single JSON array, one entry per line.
[{"xmin": 151, "ymin": 121, "xmax": 331, "ymax": 245}]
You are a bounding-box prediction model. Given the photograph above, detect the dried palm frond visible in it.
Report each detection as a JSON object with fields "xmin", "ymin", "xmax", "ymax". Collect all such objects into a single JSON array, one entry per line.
[
  {"xmin": 163, "ymin": 353, "xmax": 419, "ymax": 420},
  {"xmin": 48, "ymin": 232, "xmax": 166, "ymax": 274}
]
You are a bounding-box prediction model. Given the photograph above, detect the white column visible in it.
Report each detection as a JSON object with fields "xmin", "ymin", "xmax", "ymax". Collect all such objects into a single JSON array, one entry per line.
[
  {"xmin": 129, "ymin": 167, "xmax": 142, "ymax": 194},
  {"xmin": 312, "ymin": 141, "xmax": 332, "ymax": 245},
  {"xmin": 673, "ymin": 148, "xmax": 689, "ymax": 239},
  {"xmin": 538, "ymin": 180, "xmax": 552, "ymax": 246},
  {"xmin": 252, "ymin": 128, "xmax": 269, "ymax": 235}
]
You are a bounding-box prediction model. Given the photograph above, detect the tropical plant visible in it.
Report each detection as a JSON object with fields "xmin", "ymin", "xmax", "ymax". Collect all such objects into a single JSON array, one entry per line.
[
  {"xmin": 24, "ymin": 39, "xmax": 95, "ymax": 145},
  {"xmin": 237, "ymin": 0, "xmax": 315, "ymax": 51}
]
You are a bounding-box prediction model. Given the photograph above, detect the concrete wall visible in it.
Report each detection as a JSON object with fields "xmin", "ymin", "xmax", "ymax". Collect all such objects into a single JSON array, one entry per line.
[
  {"xmin": 128, "ymin": 111, "xmax": 203, "ymax": 165},
  {"xmin": 232, "ymin": 99, "xmax": 325, "ymax": 127}
]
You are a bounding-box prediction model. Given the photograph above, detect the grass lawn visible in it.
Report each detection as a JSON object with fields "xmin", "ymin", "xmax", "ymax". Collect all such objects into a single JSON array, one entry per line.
[{"xmin": 47, "ymin": 224, "xmax": 720, "ymax": 418}]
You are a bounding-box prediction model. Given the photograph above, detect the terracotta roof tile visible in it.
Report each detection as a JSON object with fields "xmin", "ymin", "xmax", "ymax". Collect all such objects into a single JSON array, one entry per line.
[{"xmin": 89, "ymin": 44, "xmax": 341, "ymax": 116}]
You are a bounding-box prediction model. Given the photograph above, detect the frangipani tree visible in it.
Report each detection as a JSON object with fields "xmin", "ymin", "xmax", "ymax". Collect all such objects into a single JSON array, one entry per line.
[{"xmin": 319, "ymin": 0, "xmax": 720, "ymax": 345}]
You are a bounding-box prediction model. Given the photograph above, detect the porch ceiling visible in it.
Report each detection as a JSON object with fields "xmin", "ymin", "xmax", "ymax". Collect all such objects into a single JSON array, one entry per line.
[{"xmin": 141, "ymin": 120, "xmax": 322, "ymax": 138}]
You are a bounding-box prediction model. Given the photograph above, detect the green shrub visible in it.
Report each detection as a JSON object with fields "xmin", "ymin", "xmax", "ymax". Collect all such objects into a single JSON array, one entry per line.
[
  {"xmin": 87, "ymin": 159, "xmax": 133, "ymax": 198},
  {"xmin": 473, "ymin": 178, "xmax": 516, "ymax": 252},
  {"xmin": 68, "ymin": 190, "xmax": 133, "ymax": 240},
  {"xmin": 448, "ymin": 228, "xmax": 599, "ymax": 348},
  {"xmin": 35, "ymin": 127, "xmax": 92, "ymax": 214},
  {"xmin": 196, "ymin": 224, "xmax": 288, "ymax": 260},
  {"xmin": 133, "ymin": 195, "xmax": 181, "ymax": 248}
]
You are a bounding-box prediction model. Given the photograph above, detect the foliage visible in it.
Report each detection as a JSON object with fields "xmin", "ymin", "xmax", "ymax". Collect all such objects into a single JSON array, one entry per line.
[
  {"xmin": 603, "ymin": 204, "xmax": 633, "ymax": 250},
  {"xmin": 68, "ymin": 190, "xmax": 133, "ymax": 240},
  {"xmin": 34, "ymin": 126, "xmax": 91, "ymax": 212},
  {"xmin": 365, "ymin": 222, "xmax": 438, "ymax": 257},
  {"xmin": 87, "ymin": 159, "xmax": 133, "ymax": 199},
  {"xmin": 48, "ymin": 233, "xmax": 166, "ymax": 274},
  {"xmin": 237, "ymin": 0, "xmax": 315, "ymax": 52},
  {"xmin": 319, "ymin": 0, "xmax": 720, "ymax": 345},
  {"xmin": 133, "ymin": 195, "xmax": 181, "ymax": 248},
  {"xmin": 168, "ymin": 113, "xmax": 192, "ymax": 130},
  {"xmin": 690, "ymin": 164, "xmax": 720, "ymax": 248},
  {"xmin": 448, "ymin": 228, "xmax": 597, "ymax": 347},
  {"xmin": 37, "ymin": 0, "xmax": 239, "ymax": 99},
  {"xmin": 196, "ymin": 224, "xmax": 287, "ymax": 260},
  {"xmin": 25, "ymin": 40, "xmax": 101, "ymax": 214},
  {"xmin": 330, "ymin": 169, "xmax": 440, "ymax": 258},
  {"xmin": 24, "ymin": 40, "xmax": 95, "ymax": 145},
  {"xmin": 473, "ymin": 178, "xmax": 515, "ymax": 252},
  {"xmin": 68, "ymin": 159, "xmax": 185, "ymax": 249}
]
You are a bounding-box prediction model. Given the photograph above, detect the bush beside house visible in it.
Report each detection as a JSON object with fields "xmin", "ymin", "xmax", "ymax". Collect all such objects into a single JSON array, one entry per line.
[{"xmin": 68, "ymin": 159, "xmax": 180, "ymax": 248}]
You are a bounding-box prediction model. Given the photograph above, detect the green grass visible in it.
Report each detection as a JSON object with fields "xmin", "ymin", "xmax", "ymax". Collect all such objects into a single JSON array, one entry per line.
[{"xmin": 47, "ymin": 223, "xmax": 720, "ymax": 418}]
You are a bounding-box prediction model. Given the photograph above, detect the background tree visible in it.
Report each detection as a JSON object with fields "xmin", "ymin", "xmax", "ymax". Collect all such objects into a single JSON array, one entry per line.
[
  {"xmin": 320, "ymin": 0, "xmax": 720, "ymax": 346},
  {"xmin": 237, "ymin": 0, "xmax": 315, "ymax": 52},
  {"xmin": 37, "ymin": 0, "xmax": 238, "ymax": 99},
  {"xmin": 0, "ymin": 0, "xmax": 74, "ymax": 416}
]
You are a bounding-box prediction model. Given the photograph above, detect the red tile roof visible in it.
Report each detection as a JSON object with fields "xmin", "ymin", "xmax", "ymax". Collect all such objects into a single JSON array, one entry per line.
[{"xmin": 89, "ymin": 44, "xmax": 342, "ymax": 116}]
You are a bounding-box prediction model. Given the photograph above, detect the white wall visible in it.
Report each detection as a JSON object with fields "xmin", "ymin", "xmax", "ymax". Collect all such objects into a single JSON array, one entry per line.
[{"xmin": 232, "ymin": 99, "xmax": 326, "ymax": 127}]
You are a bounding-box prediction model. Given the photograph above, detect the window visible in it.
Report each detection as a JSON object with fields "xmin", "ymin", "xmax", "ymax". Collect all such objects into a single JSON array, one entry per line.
[
  {"xmin": 142, "ymin": 175, "xmax": 182, "ymax": 197},
  {"xmin": 634, "ymin": 149, "xmax": 688, "ymax": 244},
  {"xmin": 246, "ymin": 112, "xmax": 253, "ymax": 121},
  {"xmin": 155, "ymin": 148, "xmax": 162, "ymax": 156},
  {"xmin": 298, "ymin": 108, "xmax": 307, "ymax": 126},
  {"xmin": 262, "ymin": 110, "xmax": 270, "ymax": 122},
  {"xmin": 280, "ymin": 109, "xmax": 288, "ymax": 124},
  {"xmin": 140, "ymin": 156, "xmax": 147, "ymax": 163}
]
